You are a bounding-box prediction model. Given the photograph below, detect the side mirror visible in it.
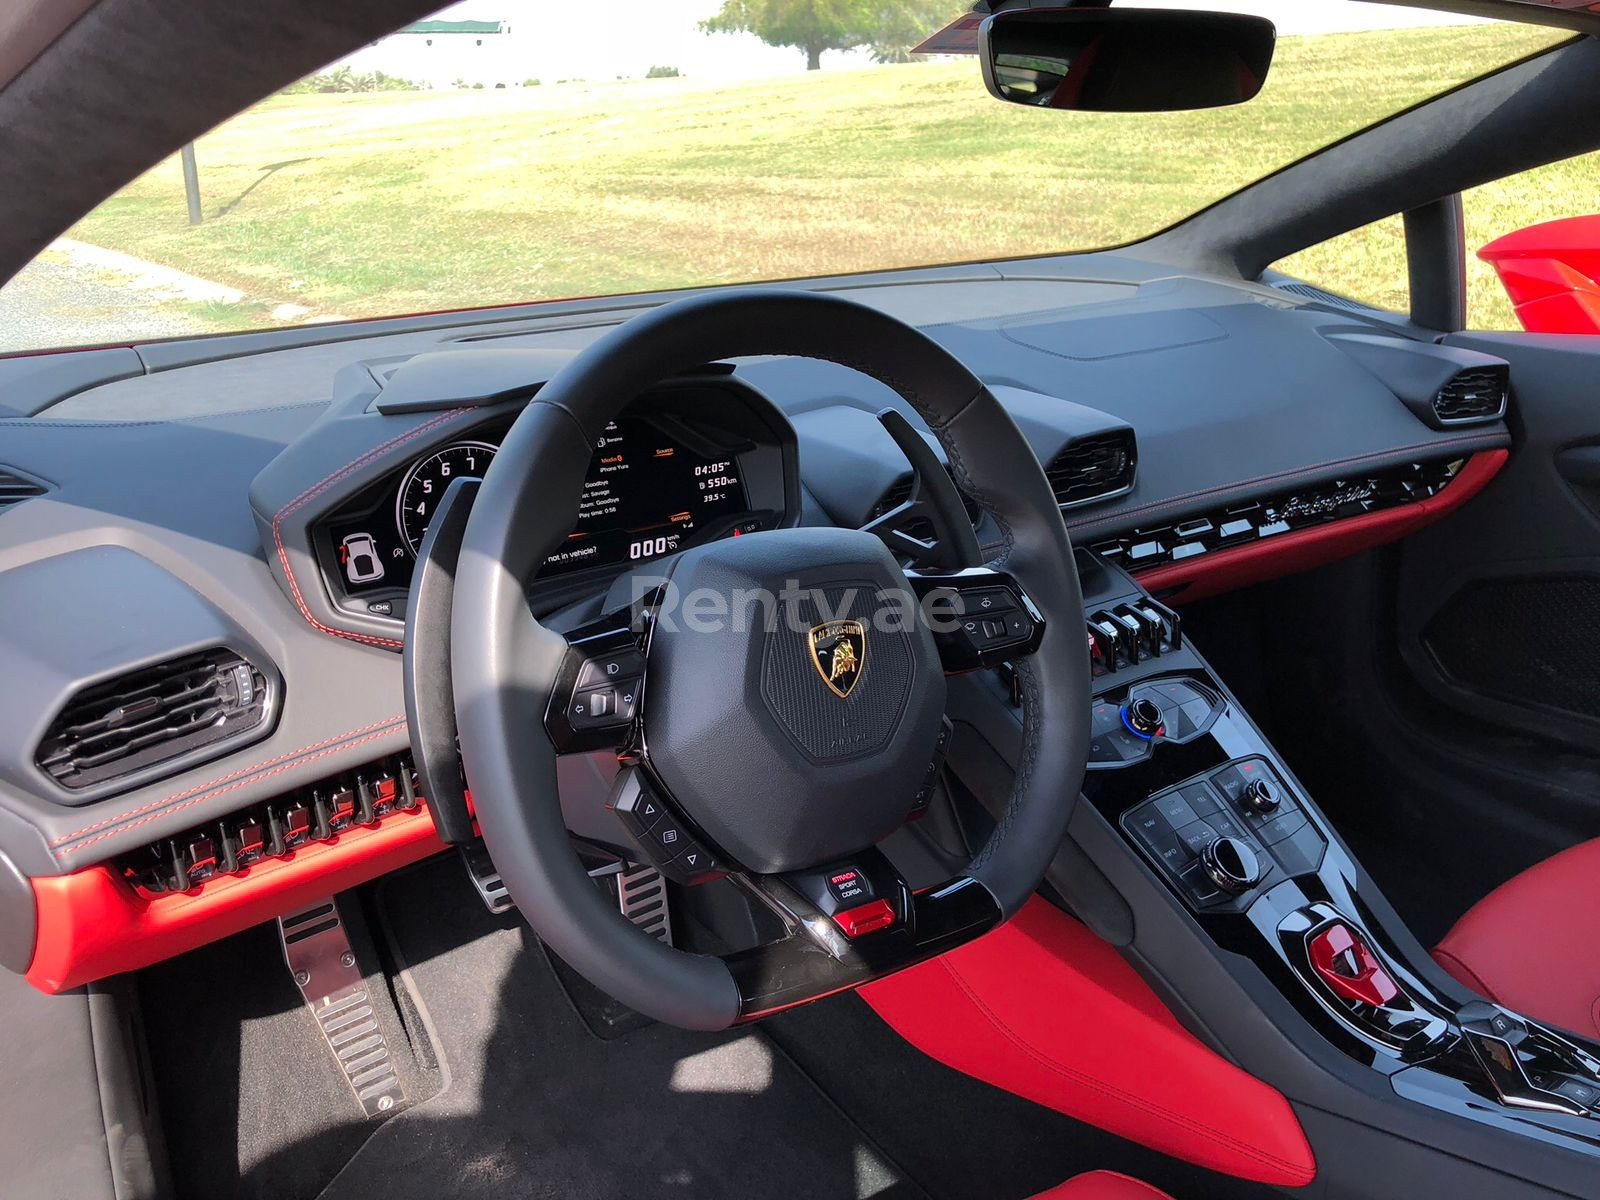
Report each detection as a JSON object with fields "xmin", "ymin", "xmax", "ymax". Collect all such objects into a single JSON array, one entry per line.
[{"xmin": 980, "ymin": 7, "xmax": 1275, "ymax": 112}]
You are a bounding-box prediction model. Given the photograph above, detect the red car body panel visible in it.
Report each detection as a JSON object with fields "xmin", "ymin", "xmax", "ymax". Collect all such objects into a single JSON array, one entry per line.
[{"xmin": 1480, "ymin": 216, "xmax": 1600, "ymax": 334}]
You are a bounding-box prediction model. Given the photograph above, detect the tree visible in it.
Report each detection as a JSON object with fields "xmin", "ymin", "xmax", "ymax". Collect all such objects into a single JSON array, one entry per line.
[{"xmin": 700, "ymin": 0, "xmax": 966, "ymax": 71}]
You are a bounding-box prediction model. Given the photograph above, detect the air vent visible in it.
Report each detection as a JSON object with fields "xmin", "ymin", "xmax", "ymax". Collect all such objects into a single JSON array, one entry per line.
[
  {"xmin": 0, "ymin": 467, "xmax": 48, "ymax": 514},
  {"xmin": 1272, "ymin": 281, "xmax": 1380, "ymax": 313},
  {"xmin": 37, "ymin": 648, "xmax": 272, "ymax": 791},
  {"xmin": 1432, "ymin": 366, "xmax": 1509, "ymax": 424},
  {"xmin": 868, "ymin": 473, "xmax": 982, "ymax": 524},
  {"xmin": 1047, "ymin": 430, "xmax": 1137, "ymax": 508}
]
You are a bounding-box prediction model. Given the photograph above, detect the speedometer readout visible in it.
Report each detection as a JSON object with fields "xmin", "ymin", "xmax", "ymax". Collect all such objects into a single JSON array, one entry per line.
[{"xmin": 395, "ymin": 441, "xmax": 497, "ymax": 554}]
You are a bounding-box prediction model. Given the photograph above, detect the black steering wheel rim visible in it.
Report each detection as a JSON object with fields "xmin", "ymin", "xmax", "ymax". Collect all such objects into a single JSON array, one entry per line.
[{"xmin": 450, "ymin": 288, "xmax": 1091, "ymax": 1030}]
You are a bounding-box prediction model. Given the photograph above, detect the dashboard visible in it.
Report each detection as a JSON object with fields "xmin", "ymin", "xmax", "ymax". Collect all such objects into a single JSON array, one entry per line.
[
  {"xmin": 310, "ymin": 378, "xmax": 796, "ymax": 618},
  {"xmin": 0, "ymin": 258, "xmax": 1514, "ymax": 994}
]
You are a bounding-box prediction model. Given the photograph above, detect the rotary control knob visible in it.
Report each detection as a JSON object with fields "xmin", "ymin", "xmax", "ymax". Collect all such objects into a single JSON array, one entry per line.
[
  {"xmin": 1200, "ymin": 836, "xmax": 1262, "ymax": 896},
  {"xmin": 1124, "ymin": 696, "xmax": 1165, "ymax": 739},
  {"xmin": 1242, "ymin": 778, "xmax": 1281, "ymax": 814}
]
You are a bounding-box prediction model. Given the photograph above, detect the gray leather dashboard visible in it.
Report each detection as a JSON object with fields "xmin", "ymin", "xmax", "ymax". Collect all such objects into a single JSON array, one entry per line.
[{"xmin": 0, "ymin": 253, "xmax": 1510, "ymax": 887}]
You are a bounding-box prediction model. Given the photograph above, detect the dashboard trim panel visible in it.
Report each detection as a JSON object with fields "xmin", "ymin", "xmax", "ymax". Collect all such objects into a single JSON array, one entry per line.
[{"xmin": 1132, "ymin": 449, "xmax": 1509, "ymax": 604}]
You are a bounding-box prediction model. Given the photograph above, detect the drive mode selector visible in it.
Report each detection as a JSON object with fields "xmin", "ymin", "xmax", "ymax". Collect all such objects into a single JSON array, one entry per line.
[
  {"xmin": 1200, "ymin": 836, "xmax": 1261, "ymax": 895},
  {"xmin": 1123, "ymin": 696, "xmax": 1165, "ymax": 738}
]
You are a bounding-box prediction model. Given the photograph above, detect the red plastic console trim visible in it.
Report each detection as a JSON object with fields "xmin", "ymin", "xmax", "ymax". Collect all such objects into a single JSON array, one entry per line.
[
  {"xmin": 861, "ymin": 897, "xmax": 1317, "ymax": 1187},
  {"xmin": 1134, "ymin": 449, "xmax": 1508, "ymax": 605},
  {"xmin": 27, "ymin": 805, "xmax": 445, "ymax": 993}
]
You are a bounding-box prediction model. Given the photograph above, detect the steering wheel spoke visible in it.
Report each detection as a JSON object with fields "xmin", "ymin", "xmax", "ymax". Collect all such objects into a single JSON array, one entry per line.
[
  {"xmin": 605, "ymin": 765, "xmax": 728, "ymax": 885},
  {"xmin": 725, "ymin": 852, "xmax": 1001, "ymax": 1021},
  {"xmin": 543, "ymin": 611, "xmax": 650, "ymax": 755},
  {"xmin": 908, "ymin": 566, "xmax": 1047, "ymax": 674}
]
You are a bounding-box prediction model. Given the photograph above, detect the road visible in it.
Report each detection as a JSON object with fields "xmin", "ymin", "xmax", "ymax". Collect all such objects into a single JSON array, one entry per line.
[{"xmin": 0, "ymin": 254, "xmax": 214, "ymax": 355}]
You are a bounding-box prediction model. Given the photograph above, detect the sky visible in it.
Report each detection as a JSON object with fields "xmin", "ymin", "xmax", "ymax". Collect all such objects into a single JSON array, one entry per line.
[{"xmin": 411, "ymin": 0, "xmax": 1495, "ymax": 80}]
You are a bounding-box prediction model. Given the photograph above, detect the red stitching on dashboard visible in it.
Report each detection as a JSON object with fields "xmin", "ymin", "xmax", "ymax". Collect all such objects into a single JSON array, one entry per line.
[
  {"xmin": 61, "ymin": 727, "xmax": 406, "ymax": 855},
  {"xmin": 271, "ymin": 407, "xmax": 473, "ymax": 648},
  {"xmin": 49, "ymin": 716, "xmax": 407, "ymax": 848}
]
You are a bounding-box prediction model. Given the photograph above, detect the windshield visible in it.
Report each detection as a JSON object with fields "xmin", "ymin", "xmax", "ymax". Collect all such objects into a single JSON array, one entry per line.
[{"xmin": 0, "ymin": 1, "xmax": 1566, "ymax": 353}]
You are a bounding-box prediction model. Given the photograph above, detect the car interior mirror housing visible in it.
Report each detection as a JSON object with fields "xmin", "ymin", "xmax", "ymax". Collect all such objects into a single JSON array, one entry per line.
[{"xmin": 979, "ymin": 7, "xmax": 1276, "ymax": 112}]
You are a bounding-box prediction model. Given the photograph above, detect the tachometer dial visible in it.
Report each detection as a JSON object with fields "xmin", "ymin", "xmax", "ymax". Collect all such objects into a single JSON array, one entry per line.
[{"xmin": 395, "ymin": 441, "xmax": 497, "ymax": 554}]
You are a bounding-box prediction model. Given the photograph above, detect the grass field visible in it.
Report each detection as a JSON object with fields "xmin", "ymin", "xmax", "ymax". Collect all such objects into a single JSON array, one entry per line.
[{"xmin": 62, "ymin": 23, "xmax": 1588, "ymax": 335}]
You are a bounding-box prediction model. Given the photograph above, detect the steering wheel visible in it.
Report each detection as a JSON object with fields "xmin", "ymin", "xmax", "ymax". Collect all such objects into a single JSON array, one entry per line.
[{"xmin": 448, "ymin": 289, "xmax": 1090, "ymax": 1030}]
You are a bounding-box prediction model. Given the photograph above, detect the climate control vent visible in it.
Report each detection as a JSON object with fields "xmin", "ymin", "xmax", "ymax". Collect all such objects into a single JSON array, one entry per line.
[
  {"xmin": 868, "ymin": 472, "xmax": 982, "ymax": 524},
  {"xmin": 0, "ymin": 467, "xmax": 48, "ymax": 514},
  {"xmin": 1433, "ymin": 367, "xmax": 1509, "ymax": 424},
  {"xmin": 37, "ymin": 648, "xmax": 272, "ymax": 790},
  {"xmin": 1047, "ymin": 430, "xmax": 1137, "ymax": 508}
]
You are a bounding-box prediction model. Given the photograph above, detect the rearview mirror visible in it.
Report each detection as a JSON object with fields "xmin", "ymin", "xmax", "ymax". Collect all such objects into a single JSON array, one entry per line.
[{"xmin": 980, "ymin": 7, "xmax": 1275, "ymax": 112}]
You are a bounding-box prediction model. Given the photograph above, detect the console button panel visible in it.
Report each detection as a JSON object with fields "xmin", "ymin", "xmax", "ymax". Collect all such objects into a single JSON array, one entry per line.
[
  {"xmin": 1089, "ymin": 678, "xmax": 1223, "ymax": 768},
  {"xmin": 1121, "ymin": 757, "xmax": 1328, "ymax": 909}
]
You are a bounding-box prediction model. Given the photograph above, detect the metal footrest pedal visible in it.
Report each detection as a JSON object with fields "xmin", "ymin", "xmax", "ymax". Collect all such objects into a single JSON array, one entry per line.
[
  {"xmin": 617, "ymin": 862, "xmax": 672, "ymax": 945},
  {"xmin": 278, "ymin": 899, "xmax": 405, "ymax": 1118}
]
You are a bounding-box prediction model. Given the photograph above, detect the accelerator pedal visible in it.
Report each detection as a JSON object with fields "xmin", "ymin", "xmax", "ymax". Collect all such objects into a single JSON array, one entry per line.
[
  {"xmin": 278, "ymin": 899, "xmax": 405, "ymax": 1118},
  {"xmin": 617, "ymin": 862, "xmax": 673, "ymax": 945}
]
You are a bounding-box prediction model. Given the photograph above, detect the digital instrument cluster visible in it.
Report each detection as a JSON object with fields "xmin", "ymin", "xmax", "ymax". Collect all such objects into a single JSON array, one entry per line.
[{"xmin": 315, "ymin": 385, "xmax": 793, "ymax": 614}]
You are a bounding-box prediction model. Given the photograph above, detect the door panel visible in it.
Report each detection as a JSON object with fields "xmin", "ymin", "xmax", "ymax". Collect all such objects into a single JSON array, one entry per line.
[{"xmin": 1396, "ymin": 333, "xmax": 1600, "ymax": 753}]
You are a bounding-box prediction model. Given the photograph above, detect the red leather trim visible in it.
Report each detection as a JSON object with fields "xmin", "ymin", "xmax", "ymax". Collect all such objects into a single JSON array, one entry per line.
[
  {"xmin": 861, "ymin": 897, "xmax": 1317, "ymax": 1187},
  {"xmin": 27, "ymin": 804, "xmax": 445, "ymax": 993},
  {"xmin": 1433, "ymin": 837, "xmax": 1600, "ymax": 1041},
  {"xmin": 1132, "ymin": 449, "xmax": 1508, "ymax": 605},
  {"xmin": 270, "ymin": 406, "xmax": 472, "ymax": 649},
  {"xmin": 1030, "ymin": 1171, "xmax": 1173, "ymax": 1200}
]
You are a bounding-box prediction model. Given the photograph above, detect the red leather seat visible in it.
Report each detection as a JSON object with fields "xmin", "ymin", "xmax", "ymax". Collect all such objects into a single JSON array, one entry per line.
[
  {"xmin": 1432, "ymin": 837, "xmax": 1600, "ymax": 1041},
  {"xmin": 1029, "ymin": 1171, "xmax": 1175, "ymax": 1199}
]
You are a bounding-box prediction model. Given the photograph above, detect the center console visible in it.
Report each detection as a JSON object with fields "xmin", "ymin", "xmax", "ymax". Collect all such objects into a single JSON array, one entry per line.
[{"xmin": 1063, "ymin": 549, "xmax": 1600, "ymax": 1162}]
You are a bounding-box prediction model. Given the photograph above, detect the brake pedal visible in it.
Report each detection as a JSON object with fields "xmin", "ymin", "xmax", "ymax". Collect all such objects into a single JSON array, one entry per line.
[
  {"xmin": 617, "ymin": 862, "xmax": 672, "ymax": 945},
  {"xmin": 278, "ymin": 899, "xmax": 405, "ymax": 1118}
]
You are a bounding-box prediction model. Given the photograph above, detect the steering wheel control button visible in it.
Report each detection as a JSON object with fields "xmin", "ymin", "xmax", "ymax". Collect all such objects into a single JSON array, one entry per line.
[
  {"xmin": 1200, "ymin": 836, "xmax": 1261, "ymax": 895},
  {"xmin": 825, "ymin": 867, "xmax": 873, "ymax": 906},
  {"xmin": 646, "ymin": 818, "xmax": 691, "ymax": 859},
  {"xmin": 955, "ymin": 588, "xmax": 1017, "ymax": 618},
  {"xmin": 664, "ymin": 840, "xmax": 718, "ymax": 883},
  {"xmin": 832, "ymin": 899, "xmax": 897, "ymax": 939},
  {"xmin": 577, "ymin": 650, "xmax": 645, "ymax": 690},
  {"xmin": 913, "ymin": 570, "xmax": 1045, "ymax": 672}
]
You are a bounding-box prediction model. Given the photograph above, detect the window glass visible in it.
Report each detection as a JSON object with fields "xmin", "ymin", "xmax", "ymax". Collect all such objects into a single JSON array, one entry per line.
[
  {"xmin": 1273, "ymin": 216, "xmax": 1410, "ymax": 313},
  {"xmin": 0, "ymin": 4, "xmax": 1569, "ymax": 353}
]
